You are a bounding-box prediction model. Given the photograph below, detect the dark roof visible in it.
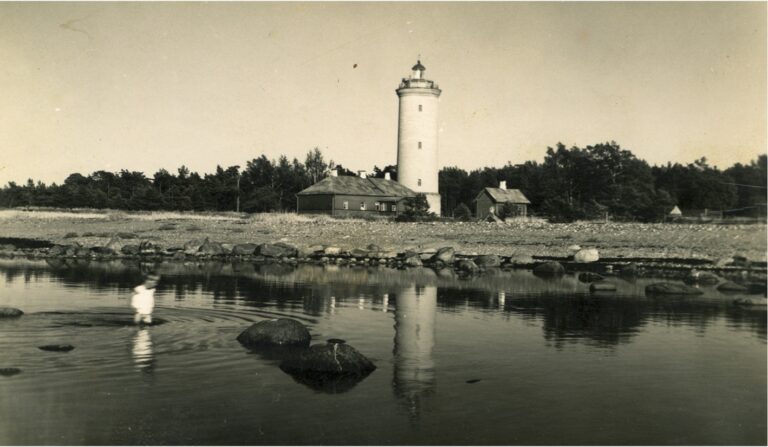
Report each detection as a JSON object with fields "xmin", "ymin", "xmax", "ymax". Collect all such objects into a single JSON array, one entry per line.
[
  {"xmin": 412, "ymin": 60, "xmax": 426, "ymax": 71},
  {"xmin": 476, "ymin": 187, "xmax": 531, "ymax": 204},
  {"xmin": 297, "ymin": 176, "xmax": 417, "ymax": 197}
]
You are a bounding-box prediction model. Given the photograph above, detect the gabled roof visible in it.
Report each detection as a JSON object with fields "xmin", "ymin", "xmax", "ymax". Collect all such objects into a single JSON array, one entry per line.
[
  {"xmin": 475, "ymin": 187, "xmax": 531, "ymax": 204},
  {"xmin": 297, "ymin": 176, "xmax": 417, "ymax": 197},
  {"xmin": 669, "ymin": 205, "xmax": 682, "ymax": 216}
]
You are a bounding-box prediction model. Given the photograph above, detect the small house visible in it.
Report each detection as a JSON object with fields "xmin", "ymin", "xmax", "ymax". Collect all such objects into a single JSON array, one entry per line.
[
  {"xmin": 296, "ymin": 171, "xmax": 416, "ymax": 217},
  {"xmin": 474, "ymin": 181, "xmax": 531, "ymax": 220}
]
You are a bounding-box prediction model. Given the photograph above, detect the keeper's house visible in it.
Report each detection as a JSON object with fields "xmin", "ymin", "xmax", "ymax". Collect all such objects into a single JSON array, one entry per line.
[
  {"xmin": 475, "ymin": 181, "xmax": 531, "ymax": 220},
  {"xmin": 296, "ymin": 171, "xmax": 416, "ymax": 218}
]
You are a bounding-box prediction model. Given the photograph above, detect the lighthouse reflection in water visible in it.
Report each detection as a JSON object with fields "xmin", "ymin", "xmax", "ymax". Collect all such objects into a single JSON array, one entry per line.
[{"xmin": 393, "ymin": 285, "xmax": 437, "ymax": 420}]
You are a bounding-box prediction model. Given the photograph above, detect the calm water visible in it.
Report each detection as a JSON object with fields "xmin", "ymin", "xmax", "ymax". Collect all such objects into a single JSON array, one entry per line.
[{"xmin": 0, "ymin": 259, "xmax": 765, "ymax": 445}]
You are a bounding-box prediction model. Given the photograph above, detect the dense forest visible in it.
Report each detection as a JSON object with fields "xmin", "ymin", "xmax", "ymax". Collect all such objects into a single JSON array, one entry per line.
[{"xmin": 1, "ymin": 143, "xmax": 765, "ymax": 222}]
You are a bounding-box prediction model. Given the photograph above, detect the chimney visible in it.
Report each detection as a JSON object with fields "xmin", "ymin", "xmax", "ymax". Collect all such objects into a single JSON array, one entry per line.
[
  {"xmin": 384, "ymin": 172, "xmax": 391, "ymax": 180},
  {"xmin": 499, "ymin": 180, "xmax": 507, "ymax": 190},
  {"xmin": 330, "ymin": 169, "xmax": 338, "ymax": 177},
  {"xmin": 358, "ymin": 170, "xmax": 367, "ymax": 179}
]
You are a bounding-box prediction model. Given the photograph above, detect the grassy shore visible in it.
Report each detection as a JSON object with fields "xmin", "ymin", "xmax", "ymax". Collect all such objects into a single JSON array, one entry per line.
[{"xmin": 0, "ymin": 209, "xmax": 765, "ymax": 262}]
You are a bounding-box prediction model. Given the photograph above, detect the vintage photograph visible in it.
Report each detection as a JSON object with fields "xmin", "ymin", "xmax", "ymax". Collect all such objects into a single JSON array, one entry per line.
[{"xmin": 0, "ymin": 2, "xmax": 765, "ymax": 445}]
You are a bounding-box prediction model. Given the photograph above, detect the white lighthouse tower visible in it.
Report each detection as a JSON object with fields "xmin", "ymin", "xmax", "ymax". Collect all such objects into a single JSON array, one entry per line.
[{"xmin": 396, "ymin": 60, "xmax": 441, "ymax": 215}]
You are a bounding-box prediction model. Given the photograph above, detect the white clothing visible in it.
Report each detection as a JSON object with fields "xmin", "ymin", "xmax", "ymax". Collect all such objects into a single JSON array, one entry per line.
[{"xmin": 131, "ymin": 285, "xmax": 155, "ymax": 316}]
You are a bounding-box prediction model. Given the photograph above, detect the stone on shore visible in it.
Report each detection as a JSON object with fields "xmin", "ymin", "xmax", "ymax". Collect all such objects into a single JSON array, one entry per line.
[
  {"xmin": 533, "ymin": 261, "xmax": 565, "ymax": 277},
  {"xmin": 258, "ymin": 242, "xmax": 298, "ymax": 258},
  {"xmin": 573, "ymin": 248, "xmax": 599, "ymax": 263},
  {"xmin": 232, "ymin": 243, "xmax": 258, "ymax": 256},
  {"xmin": 120, "ymin": 245, "xmax": 140, "ymax": 255},
  {"xmin": 199, "ymin": 240, "xmax": 225, "ymax": 256},
  {"xmin": 590, "ymin": 281, "xmax": 617, "ymax": 293},
  {"xmin": 475, "ymin": 254, "xmax": 501, "ymax": 268},
  {"xmin": 457, "ymin": 259, "xmax": 479, "ymax": 274},
  {"xmin": 645, "ymin": 283, "xmax": 704, "ymax": 296},
  {"xmin": 236, "ymin": 318, "xmax": 311, "ymax": 348},
  {"xmin": 402, "ymin": 252, "xmax": 423, "ymax": 267},
  {"xmin": 0, "ymin": 307, "xmax": 23, "ymax": 318},
  {"xmin": 506, "ymin": 254, "xmax": 535, "ymax": 265},
  {"xmin": 184, "ymin": 237, "xmax": 208, "ymax": 255}
]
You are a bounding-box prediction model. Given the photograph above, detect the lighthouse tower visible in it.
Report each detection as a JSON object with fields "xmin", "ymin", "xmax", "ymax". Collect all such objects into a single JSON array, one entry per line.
[{"xmin": 396, "ymin": 60, "xmax": 441, "ymax": 215}]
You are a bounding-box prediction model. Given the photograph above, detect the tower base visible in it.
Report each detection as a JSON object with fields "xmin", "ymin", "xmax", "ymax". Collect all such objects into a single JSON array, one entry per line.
[{"xmin": 424, "ymin": 193, "xmax": 441, "ymax": 216}]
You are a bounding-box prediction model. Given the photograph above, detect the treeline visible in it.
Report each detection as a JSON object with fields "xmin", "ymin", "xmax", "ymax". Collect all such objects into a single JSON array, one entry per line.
[
  {"xmin": 1, "ymin": 142, "xmax": 765, "ymax": 221},
  {"xmin": 439, "ymin": 142, "xmax": 766, "ymax": 221}
]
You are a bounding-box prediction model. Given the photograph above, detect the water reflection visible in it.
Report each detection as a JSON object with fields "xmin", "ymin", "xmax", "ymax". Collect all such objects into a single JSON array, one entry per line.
[
  {"xmin": 132, "ymin": 328, "xmax": 154, "ymax": 378},
  {"xmin": 393, "ymin": 285, "xmax": 437, "ymax": 421}
]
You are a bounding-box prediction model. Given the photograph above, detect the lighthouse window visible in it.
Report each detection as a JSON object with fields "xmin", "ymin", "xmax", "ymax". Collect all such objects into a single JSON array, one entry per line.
[
  {"xmin": 418, "ymin": 179, "xmax": 422, "ymax": 186},
  {"xmin": 418, "ymin": 104, "xmax": 422, "ymax": 112},
  {"xmin": 418, "ymin": 141, "xmax": 422, "ymax": 149},
  {"xmin": 343, "ymin": 201, "xmax": 349, "ymax": 210}
]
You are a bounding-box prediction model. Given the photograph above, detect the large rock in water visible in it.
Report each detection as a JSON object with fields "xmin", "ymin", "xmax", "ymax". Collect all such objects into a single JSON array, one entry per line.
[
  {"xmin": 199, "ymin": 240, "xmax": 225, "ymax": 256},
  {"xmin": 0, "ymin": 307, "xmax": 23, "ymax": 318},
  {"xmin": 232, "ymin": 243, "xmax": 258, "ymax": 256},
  {"xmin": 279, "ymin": 340, "xmax": 376, "ymax": 393},
  {"xmin": 533, "ymin": 261, "xmax": 565, "ymax": 277},
  {"xmin": 717, "ymin": 281, "xmax": 748, "ymax": 293},
  {"xmin": 457, "ymin": 259, "xmax": 479, "ymax": 274},
  {"xmin": 645, "ymin": 283, "xmax": 704, "ymax": 296},
  {"xmin": 402, "ymin": 252, "xmax": 422, "ymax": 267},
  {"xmin": 682, "ymin": 270, "xmax": 721, "ymax": 285},
  {"xmin": 236, "ymin": 318, "xmax": 311, "ymax": 348},
  {"xmin": 573, "ymin": 248, "xmax": 599, "ymax": 263}
]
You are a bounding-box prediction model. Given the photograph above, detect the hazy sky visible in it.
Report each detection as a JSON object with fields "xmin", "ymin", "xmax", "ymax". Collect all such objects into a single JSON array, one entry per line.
[{"xmin": 0, "ymin": 2, "xmax": 765, "ymax": 185}]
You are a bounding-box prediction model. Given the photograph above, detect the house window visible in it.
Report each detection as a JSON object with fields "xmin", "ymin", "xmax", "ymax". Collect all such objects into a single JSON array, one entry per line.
[
  {"xmin": 418, "ymin": 104, "xmax": 422, "ymax": 112},
  {"xmin": 360, "ymin": 202, "xmax": 366, "ymax": 210},
  {"xmin": 391, "ymin": 205, "xmax": 397, "ymax": 212},
  {"xmin": 374, "ymin": 202, "xmax": 380, "ymax": 211},
  {"xmin": 418, "ymin": 141, "xmax": 422, "ymax": 149},
  {"xmin": 343, "ymin": 201, "xmax": 348, "ymax": 210},
  {"xmin": 417, "ymin": 179, "xmax": 422, "ymax": 186}
]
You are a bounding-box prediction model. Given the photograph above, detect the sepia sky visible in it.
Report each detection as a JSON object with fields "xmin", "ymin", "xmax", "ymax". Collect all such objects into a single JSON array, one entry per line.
[{"xmin": 0, "ymin": 2, "xmax": 765, "ymax": 185}]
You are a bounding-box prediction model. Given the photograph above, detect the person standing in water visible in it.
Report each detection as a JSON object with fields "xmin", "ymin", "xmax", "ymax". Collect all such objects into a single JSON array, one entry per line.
[{"xmin": 131, "ymin": 274, "xmax": 160, "ymax": 325}]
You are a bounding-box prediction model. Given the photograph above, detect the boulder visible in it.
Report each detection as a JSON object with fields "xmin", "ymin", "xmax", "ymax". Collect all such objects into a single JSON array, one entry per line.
[
  {"xmin": 220, "ymin": 244, "xmax": 234, "ymax": 254},
  {"xmin": 199, "ymin": 240, "xmax": 225, "ymax": 256},
  {"xmin": 402, "ymin": 253, "xmax": 423, "ymax": 267},
  {"xmin": 506, "ymin": 254, "xmax": 535, "ymax": 265},
  {"xmin": 683, "ymin": 270, "xmax": 721, "ymax": 285},
  {"xmin": 619, "ymin": 263, "xmax": 639, "ymax": 277},
  {"xmin": 717, "ymin": 281, "xmax": 748, "ymax": 293},
  {"xmin": 457, "ymin": 259, "xmax": 479, "ymax": 274},
  {"xmin": 121, "ymin": 245, "xmax": 140, "ymax": 255},
  {"xmin": 474, "ymin": 254, "xmax": 501, "ymax": 268},
  {"xmin": 567, "ymin": 244, "xmax": 582, "ymax": 252},
  {"xmin": 533, "ymin": 261, "xmax": 565, "ymax": 277},
  {"xmin": 184, "ymin": 237, "xmax": 208, "ymax": 255},
  {"xmin": 590, "ymin": 281, "xmax": 617, "ymax": 293},
  {"xmin": 280, "ymin": 340, "xmax": 376, "ymax": 381},
  {"xmin": 0, "ymin": 368, "xmax": 21, "ymax": 377},
  {"xmin": 733, "ymin": 297, "xmax": 767, "ymax": 308},
  {"xmin": 74, "ymin": 247, "xmax": 92, "ymax": 258},
  {"xmin": 48, "ymin": 245, "xmax": 67, "ymax": 256},
  {"xmin": 323, "ymin": 246, "xmax": 342, "ymax": 256},
  {"xmin": 139, "ymin": 240, "xmax": 160, "ymax": 255},
  {"xmin": 574, "ymin": 248, "xmax": 599, "ymax": 263},
  {"xmin": 236, "ymin": 318, "xmax": 311, "ymax": 348},
  {"xmin": 645, "ymin": 283, "xmax": 704, "ymax": 296},
  {"xmin": 104, "ymin": 237, "xmax": 124, "ymax": 253},
  {"xmin": 350, "ymin": 248, "xmax": 370, "ymax": 259},
  {"xmin": 0, "ymin": 307, "xmax": 23, "ymax": 318},
  {"xmin": 38, "ymin": 344, "xmax": 75, "ymax": 352},
  {"xmin": 232, "ymin": 243, "xmax": 258, "ymax": 256},
  {"xmin": 578, "ymin": 272, "xmax": 604, "ymax": 283},
  {"xmin": 366, "ymin": 244, "xmax": 382, "ymax": 252},
  {"xmin": 258, "ymin": 243, "xmax": 298, "ymax": 258}
]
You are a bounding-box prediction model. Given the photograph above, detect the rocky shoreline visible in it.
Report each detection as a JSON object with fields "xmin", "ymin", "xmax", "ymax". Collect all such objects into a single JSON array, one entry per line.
[{"xmin": 0, "ymin": 235, "xmax": 765, "ymax": 283}]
